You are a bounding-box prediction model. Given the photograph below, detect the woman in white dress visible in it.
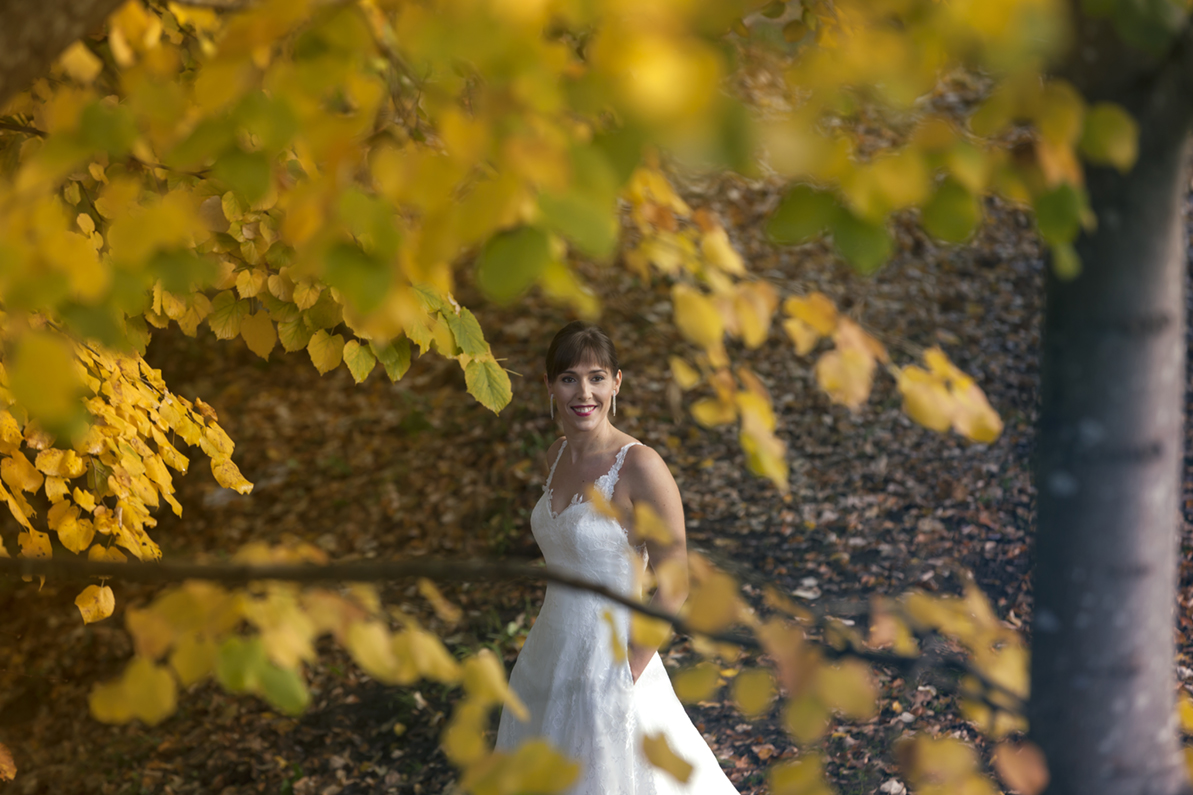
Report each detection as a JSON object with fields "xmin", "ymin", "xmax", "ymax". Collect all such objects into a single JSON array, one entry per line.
[{"xmin": 495, "ymin": 322, "xmax": 740, "ymax": 794}]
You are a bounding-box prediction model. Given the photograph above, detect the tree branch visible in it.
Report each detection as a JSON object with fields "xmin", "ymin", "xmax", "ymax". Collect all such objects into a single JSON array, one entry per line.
[
  {"xmin": 0, "ymin": 553, "xmax": 1025, "ymax": 715},
  {"xmin": 0, "ymin": 121, "xmax": 45, "ymax": 137}
]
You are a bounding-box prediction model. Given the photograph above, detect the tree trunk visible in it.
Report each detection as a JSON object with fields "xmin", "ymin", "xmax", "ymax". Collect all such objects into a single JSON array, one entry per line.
[{"xmin": 1031, "ymin": 62, "xmax": 1193, "ymax": 795}]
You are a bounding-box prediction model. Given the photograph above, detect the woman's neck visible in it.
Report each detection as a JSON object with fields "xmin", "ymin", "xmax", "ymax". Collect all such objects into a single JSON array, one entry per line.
[{"xmin": 561, "ymin": 422, "xmax": 619, "ymax": 460}]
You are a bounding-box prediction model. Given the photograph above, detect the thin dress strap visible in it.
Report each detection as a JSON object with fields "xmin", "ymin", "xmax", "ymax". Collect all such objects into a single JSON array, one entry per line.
[
  {"xmin": 545, "ymin": 440, "xmax": 568, "ymax": 492},
  {"xmin": 597, "ymin": 441, "xmax": 641, "ymax": 501}
]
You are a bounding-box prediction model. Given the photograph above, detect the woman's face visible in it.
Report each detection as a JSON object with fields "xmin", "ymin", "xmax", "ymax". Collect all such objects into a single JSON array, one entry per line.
[{"xmin": 548, "ymin": 357, "xmax": 621, "ymax": 430}]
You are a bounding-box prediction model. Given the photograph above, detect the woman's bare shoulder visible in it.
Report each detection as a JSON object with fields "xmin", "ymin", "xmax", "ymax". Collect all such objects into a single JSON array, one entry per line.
[{"xmin": 623, "ymin": 442, "xmax": 673, "ymax": 485}]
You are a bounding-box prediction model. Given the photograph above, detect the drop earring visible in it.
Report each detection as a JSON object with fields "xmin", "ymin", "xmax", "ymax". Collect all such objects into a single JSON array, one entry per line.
[
  {"xmin": 550, "ymin": 393, "xmax": 554, "ymax": 419},
  {"xmin": 613, "ymin": 392, "xmax": 617, "ymax": 417}
]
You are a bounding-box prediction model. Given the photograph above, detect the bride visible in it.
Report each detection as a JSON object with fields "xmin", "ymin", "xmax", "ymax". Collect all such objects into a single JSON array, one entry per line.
[{"xmin": 495, "ymin": 322, "xmax": 740, "ymax": 794}]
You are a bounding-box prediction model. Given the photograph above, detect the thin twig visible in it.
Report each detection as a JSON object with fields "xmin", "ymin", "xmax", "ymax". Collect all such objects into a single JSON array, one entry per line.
[{"xmin": 0, "ymin": 121, "xmax": 46, "ymax": 137}]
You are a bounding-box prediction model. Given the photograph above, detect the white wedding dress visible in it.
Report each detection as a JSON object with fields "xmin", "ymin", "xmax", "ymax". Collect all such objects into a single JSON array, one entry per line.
[{"xmin": 495, "ymin": 441, "xmax": 740, "ymax": 794}]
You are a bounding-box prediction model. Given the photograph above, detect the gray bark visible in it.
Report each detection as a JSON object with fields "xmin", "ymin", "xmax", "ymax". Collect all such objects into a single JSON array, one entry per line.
[
  {"xmin": 1032, "ymin": 24, "xmax": 1193, "ymax": 795},
  {"xmin": 0, "ymin": 0, "xmax": 124, "ymax": 109}
]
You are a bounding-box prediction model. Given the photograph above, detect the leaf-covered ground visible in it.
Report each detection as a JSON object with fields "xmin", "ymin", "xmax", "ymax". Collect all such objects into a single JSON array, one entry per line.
[{"xmin": 2, "ymin": 176, "xmax": 1185, "ymax": 795}]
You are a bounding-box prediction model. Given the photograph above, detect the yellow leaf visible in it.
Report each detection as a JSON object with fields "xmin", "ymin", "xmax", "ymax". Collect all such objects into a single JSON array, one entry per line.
[
  {"xmin": 346, "ymin": 621, "xmax": 401, "ymax": 684},
  {"xmin": 673, "ymin": 663, "xmax": 721, "ymax": 703},
  {"xmin": 632, "ymin": 502, "xmax": 675, "ymax": 546},
  {"xmin": 74, "ymin": 487, "xmax": 97, "ymax": 512},
  {"xmin": 733, "ymin": 668, "xmax": 776, "ymax": 717},
  {"xmin": 506, "ymin": 738, "xmax": 582, "ymax": 792},
  {"xmin": 307, "ymin": 330, "xmax": 345, "ymax": 375},
  {"xmin": 44, "ymin": 476, "xmax": 69, "ymax": 503},
  {"xmin": 1080, "ymin": 102, "xmax": 1139, "ymax": 173},
  {"xmin": 89, "ymin": 657, "xmax": 177, "ymax": 726},
  {"xmin": 406, "ymin": 629, "xmax": 462, "ymax": 684},
  {"xmin": 465, "ymin": 356, "xmax": 513, "ymax": 414},
  {"xmin": 691, "ymin": 397, "xmax": 736, "ymax": 427},
  {"xmin": 200, "ymin": 424, "xmax": 234, "ymax": 459},
  {"xmin": 783, "ymin": 317, "xmax": 821, "ymax": 355},
  {"xmin": 461, "ymin": 649, "xmax": 527, "ymax": 719},
  {"xmin": 672, "ymin": 284, "xmax": 724, "ymax": 351},
  {"xmin": 816, "ymin": 660, "xmax": 877, "ymax": 720},
  {"xmin": 784, "ymin": 292, "xmax": 838, "ymax": 335},
  {"xmin": 784, "ymin": 693, "xmax": 830, "ymax": 743},
  {"xmin": 642, "ymin": 732, "xmax": 693, "ymax": 783},
  {"xmin": 603, "ymin": 609, "xmax": 628, "ymax": 663},
  {"xmin": 630, "ymin": 613, "xmax": 672, "ymax": 649},
  {"xmin": 992, "ymin": 741, "xmax": 1049, "ymax": 795},
  {"xmin": 293, "ymin": 280, "xmax": 323, "ymax": 311},
  {"xmin": 211, "ymin": 457, "xmax": 253, "ymax": 494},
  {"xmin": 235, "ymin": 268, "xmax": 268, "ymax": 298},
  {"xmin": 76, "ymin": 584, "xmax": 115, "ymax": 624},
  {"xmin": 952, "ymin": 381, "xmax": 1003, "ymax": 443},
  {"xmin": 169, "ymin": 633, "xmax": 217, "ymax": 687},
  {"xmin": 35, "ymin": 448, "xmax": 87, "ymax": 478},
  {"xmin": 770, "ymin": 754, "xmax": 833, "ymax": 795},
  {"xmin": 683, "ymin": 571, "xmax": 739, "ymax": 634},
  {"xmin": 0, "ymin": 741, "xmax": 14, "ymax": 781},
  {"xmin": 58, "ymin": 41, "xmax": 103, "ymax": 83},
  {"xmin": 343, "ymin": 340, "xmax": 377, "ymax": 384},
  {"xmin": 240, "ymin": 312, "xmax": 277, "ymax": 360},
  {"xmin": 88, "ymin": 544, "xmax": 128, "ymax": 563},
  {"xmin": 18, "ymin": 530, "xmax": 50, "ymax": 560},
  {"xmin": 0, "ymin": 412, "xmax": 22, "ymax": 454},
  {"xmin": 701, "ymin": 227, "xmax": 746, "ymax": 275},
  {"xmin": 898, "ymin": 366, "xmax": 955, "ymax": 432},
  {"xmin": 815, "ymin": 348, "xmax": 874, "ymax": 409},
  {"xmin": 734, "ymin": 282, "xmax": 778, "ymax": 349},
  {"xmin": 55, "ymin": 505, "xmax": 95, "ymax": 554},
  {"xmin": 669, "ymin": 357, "xmax": 701, "ymax": 389},
  {"xmin": 3, "ymin": 452, "xmax": 45, "ymax": 493}
]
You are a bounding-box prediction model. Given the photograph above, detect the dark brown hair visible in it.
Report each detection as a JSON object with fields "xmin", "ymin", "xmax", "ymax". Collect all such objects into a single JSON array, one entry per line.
[{"xmin": 545, "ymin": 322, "xmax": 620, "ymax": 382}]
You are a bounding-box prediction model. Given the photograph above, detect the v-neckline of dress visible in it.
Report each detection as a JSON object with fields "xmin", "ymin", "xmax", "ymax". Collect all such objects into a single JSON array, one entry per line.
[{"xmin": 544, "ymin": 440, "xmax": 638, "ymax": 521}]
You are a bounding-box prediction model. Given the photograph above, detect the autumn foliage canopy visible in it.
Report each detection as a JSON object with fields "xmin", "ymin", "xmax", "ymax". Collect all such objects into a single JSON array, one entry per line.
[{"xmin": 0, "ymin": 0, "xmax": 1156, "ymax": 790}]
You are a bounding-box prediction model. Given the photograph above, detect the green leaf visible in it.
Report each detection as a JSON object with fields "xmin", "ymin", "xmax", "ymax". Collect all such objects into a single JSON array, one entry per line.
[
  {"xmin": 258, "ymin": 664, "xmax": 310, "ymax": 716},
  {"xmin": 1051, "ymin": 241, "xmax": 1081, "ymax": 281},
  {"xmin": 302, "ymin": 289, "xmax": 344, "ymax": 331},
  {"xmin": 538, "ymin": 192, "xmax": 618, "ymax": 260},
  {"xmin": 767, "ymin": 185, "xmax": 837, "ymax": 245},
  {"xmin": 324, "ymin": 242, "xmax": 390, "ymax": 315},
  {"xmin": 1033, "ymin": 183, "xmax": 1083, "ymax": 246},
  {"xmin": 343, "ymin": 340, "xmax": 377, "ymax": 383},
  {"xmin": 79, "ymin": 102, "xmax": 137, "ymax": 157},
  {"xmin": 921, "ymin": 178, "xmax": 980, "ymax": 243},
  {"xmin": 465, "ymin": 357, "xmax": 512, "ymax": 413},
  {"xmin": 212, "ymin": 148, "xmax": 272, "ymax": 204},
  {"xmin": 208, "ymin": 290, "xmax": 250, "ymax": 340},
  {"xmin": 538, "ymin": 146, "xmax": 620, "ymax": 259},
  {"xmin": 444, "ymin": 307, "xmax": 487, "ymax": 357},
  {"xmin": 370, "ymin": 338, "xmax": 411, "ymax": 381},
  {"xmin": 829, "ymin": 210, "xmax": 892, "ymax": 275},
  {"xmin": 591, "ymin": 124, "xmax": 645, "ymax": 186},
  {"xmin": 476, "ymin": 226, "xmax": 552, "ymax": 304},
  {"xmin": 216, "ymin": 637, "xmax": 267, "ymax": 693},
  {"xmin": 1079, "ymin": 102, "xmax": 1139, "ymax": 173},
  {"xmin": 233, "ymin": 91, "xmax": 298, "ymax": 155},
  {"xmin": 413, "ymin": 284, "xmax": 445, "ymax": 313},
  {"xmin": 278, "ymin": 316, "xmax": 314, "ymax": 352},
  {"xmin": 307, "ymin": 330, "xmax": 345, "ymax": 375}
]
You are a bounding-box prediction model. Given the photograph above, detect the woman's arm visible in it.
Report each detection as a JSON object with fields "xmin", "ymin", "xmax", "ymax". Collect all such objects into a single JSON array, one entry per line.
[{"xmin": 623, "ymin": 445, "xmax": 689, "ymax": 683}]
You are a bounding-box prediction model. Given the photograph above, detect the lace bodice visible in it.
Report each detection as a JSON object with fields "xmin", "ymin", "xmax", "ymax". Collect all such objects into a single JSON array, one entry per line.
[
  {"xmin": 535, "ymin": 440, "xmax": 641, "ymax": 592},
  {"xmin": 543, "ymin": 440, "xmax": 638, "ymax": 520}
]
